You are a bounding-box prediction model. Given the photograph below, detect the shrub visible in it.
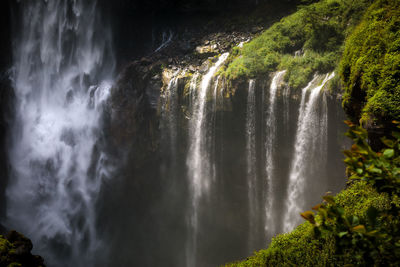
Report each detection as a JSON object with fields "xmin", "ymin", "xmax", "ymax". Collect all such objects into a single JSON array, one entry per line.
[{"xmin": 340, "ymin": 0, "xmax": 400, "ymax": 123}]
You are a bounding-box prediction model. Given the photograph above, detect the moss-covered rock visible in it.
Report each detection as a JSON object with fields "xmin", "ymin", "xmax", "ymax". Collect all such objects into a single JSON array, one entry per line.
[
  {"xmin": 0, "ymin": 231, "xmax": 45, "ymax": 267},
  {"xmin": 340, "ymin": 0, "xmax": 400, "ymax": 129}
]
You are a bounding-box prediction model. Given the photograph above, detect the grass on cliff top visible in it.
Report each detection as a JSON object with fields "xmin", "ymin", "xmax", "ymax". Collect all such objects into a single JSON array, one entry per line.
[
  {"xmin": 340, "ymin": 0, "xmax": 400, "ymax": 123},
  {"xmin": 225, "ymin": 181, "xmax": 394, "ymax": 267},
  {"xmin": 222, "ymin": 0, "xmax": 373, "ymax": 90}
]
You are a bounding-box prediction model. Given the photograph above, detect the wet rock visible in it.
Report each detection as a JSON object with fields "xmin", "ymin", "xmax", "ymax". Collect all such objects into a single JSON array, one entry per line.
[
  {"xmin": 199, "ymin": 60, "xmax": 211, "ymax": 73},
  {"xmin": 195, "ymin": 44, "xmax": 218, "ymax": 54},
  {"xmin": 189, "ymin": 65, "xmax": 196, "ymax": 72},
  {"xmin": 0, "ymin": 230, "xmax": 45, "ymax": 267},
  {"xmin": 140, "ymin": 57, "xmax": 151, "ymax": 66},
  {"xmin": 107, "ymin": 60, "xmax": 161, "ymax": 149}
]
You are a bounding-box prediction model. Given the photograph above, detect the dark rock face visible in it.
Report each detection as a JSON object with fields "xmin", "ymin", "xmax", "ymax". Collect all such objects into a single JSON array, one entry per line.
[
  {"xmin": 107, "ymin": 60, "xmax": 161, "ymax": 149},
  {"xmin": 96, "ymin": 59, "xmax": 169, "ymax": 266},
  {"xmin": 100, "ymin": 0, "xmax": 302, "ymax": 69},
  {"xmin": 0, "ymin": 78, "xmax": 13, "ymax": 222},
  {"xmin": 0, "ymin": 0, "xmax": 13, "ymax": 224},
  {"xmin": 0, "ymin": 0, "xmax": 11, "ymax": 71},
  {"xmin": 0, "ymin": 230, "xmax": 45, "ymax": 267}
]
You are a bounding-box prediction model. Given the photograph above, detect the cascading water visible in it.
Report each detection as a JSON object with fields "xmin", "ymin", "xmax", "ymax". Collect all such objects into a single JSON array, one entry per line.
[
  {"xmin": 246, "ymin": 79, "xmax": 258, "ymax": 250},
  {"xmin": 6, "ymin": 0, "xmax": 114, "ymax": 265},
  {"xmin": 210, "ymin": 76, "xmax": 221, "ymax": 183},
  {"xmin": 161, "ymin": 70, "xmax": 181, "ymax": 164},
  {"xmin": 154, "ymin": 30, "xmax": 174, "ymax": 53},
  {"xmin": 186, "ymin": 52, "xmax": 229, "ymax": 266},
  {"xmin": 283, "ymin": 73, "xmax": 335, "ymax": 232},
  {"xmin": 2, "ymin": 1, "xmax": 349, "ymax": 264},
  {"xmin": 264, "ymin": 70, "xmax": 286, "ymax": 236}
]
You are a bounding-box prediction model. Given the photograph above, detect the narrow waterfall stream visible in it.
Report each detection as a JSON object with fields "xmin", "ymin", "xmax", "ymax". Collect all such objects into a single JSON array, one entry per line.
[
  {"xmin": 6, "ymin": 0, "xmax": 114, "ymax": 265},
  {"xmin": 264, "ymin": 70, "xmax": 286, "ymax": 236},
  {"xmin": 284, "ymin": 73, "xmax": 335, "ymax": 232},
  {"xmin": 246, "ymin": 79, "xmax": 258, "ymax": 250},
  {"xmin": 161, "ymin": 70, "xmax": 181, "ymax": 166},
  {"xmin": 186, "ymin": 52, "xmax": 229, "ymax": 267}
]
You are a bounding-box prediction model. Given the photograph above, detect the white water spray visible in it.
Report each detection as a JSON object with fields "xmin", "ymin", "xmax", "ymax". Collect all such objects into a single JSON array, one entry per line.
[{"xmin": 6, "ymin": 0, "xmax": 115, "ymax": 265}]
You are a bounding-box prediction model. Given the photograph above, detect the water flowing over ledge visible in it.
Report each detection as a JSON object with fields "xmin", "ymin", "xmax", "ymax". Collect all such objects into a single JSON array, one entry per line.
[
  {"xmin": 186, "ymin": 52, "xmax": 229, "ymax": 267},
  {"xmin": 2, "ymin": 1, "xmax": 349, "ymax": 265},
  {"xmin": 284, "ymin": 72, "xmax": 335, "ymax": 232}
]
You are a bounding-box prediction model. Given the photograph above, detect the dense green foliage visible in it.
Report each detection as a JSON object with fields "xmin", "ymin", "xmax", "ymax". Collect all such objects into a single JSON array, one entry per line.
[
  {"xmin": 223, "ymin": 0, "xmax": 373, "ymax": 89},
  {"xmin": 340, "ymin": 0, "xmax": 400, "ymax": 123},
  {"xmin": 226, "ymin": 181, "xmax": 393, "ymax": 266}
]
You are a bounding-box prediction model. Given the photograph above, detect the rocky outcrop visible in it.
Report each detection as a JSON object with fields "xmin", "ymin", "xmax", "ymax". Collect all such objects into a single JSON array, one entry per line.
[
  {"xmin": 102, "ymin": 0, "xmax": 301, "ymax": 68},
  {"xmin": 0, "ymin": 230, "xmax": 45, "ymax": 267},
  {"xmin": 0, "ymin": 77, "xmax": 13, "ymax": 222},
  {"xmin": 107, "ymin": 59, "xmax": 161, "ymax": 151}
]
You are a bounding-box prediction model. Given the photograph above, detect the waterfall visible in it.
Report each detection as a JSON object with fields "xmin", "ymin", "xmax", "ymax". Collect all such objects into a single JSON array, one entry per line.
[
  {"xmin": 154, "ymin": 30, "xmax": 174, "ymax": 52},
  {"xmin": 210, "ymin": 76, "xmax": 221, "ymax": 183},
  {"xmin": 186, "ymin": 53, "xmax": 229, "ymax": 266},
  {"xmin": 6, "ymin": 0, "xmax": 114, "ymax": 265},
  {"xmin": 283, "ymin": 73, "xmax": 335, "ymax": 232},
  {"xmin": 264, "ymin": 70, "xmax": 286, "ymax": 236},
  {"xmin": 161, "ymin": 70, "xmax": 181, "ymax": 164},
  {"xmin": 246, "ymin": 80, "xmax": 258, "ymax": 250}
]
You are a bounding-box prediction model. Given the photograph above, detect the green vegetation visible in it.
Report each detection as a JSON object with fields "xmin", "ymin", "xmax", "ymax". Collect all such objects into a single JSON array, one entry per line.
[
  {"xmin": 340, "ymin": 0, "xmax": 400, "ymax": 123},
  {"xmin": 226, "ymin": 182, "xmax": 393, "ymax": 266},
  {"xmin": 223, "ymin": 0, "xmax": 373, "ymax": 90}
]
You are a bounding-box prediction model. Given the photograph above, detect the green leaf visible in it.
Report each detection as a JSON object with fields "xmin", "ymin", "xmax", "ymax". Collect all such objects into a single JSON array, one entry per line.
[
  {"xmin": 384, "ymin": 149, "xmax": 395, "ymax": 158},
  {"xmin": 356, "ymin": 168, "xmax": 363, "ymax": 174},
  {"xmin": 338, "ymin": 231, "xmax": 348, "ymax": 238},
  {"xmin": 370, "ymin": 167, "xmax": 382, "ymax": 174},
  {"xmin": 351, "ymin": 215, "xmax": 359, "ymax": 226},
  {"xmin": 381, "ymin": 138, "xmax": 394, "ymax": 148}
]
